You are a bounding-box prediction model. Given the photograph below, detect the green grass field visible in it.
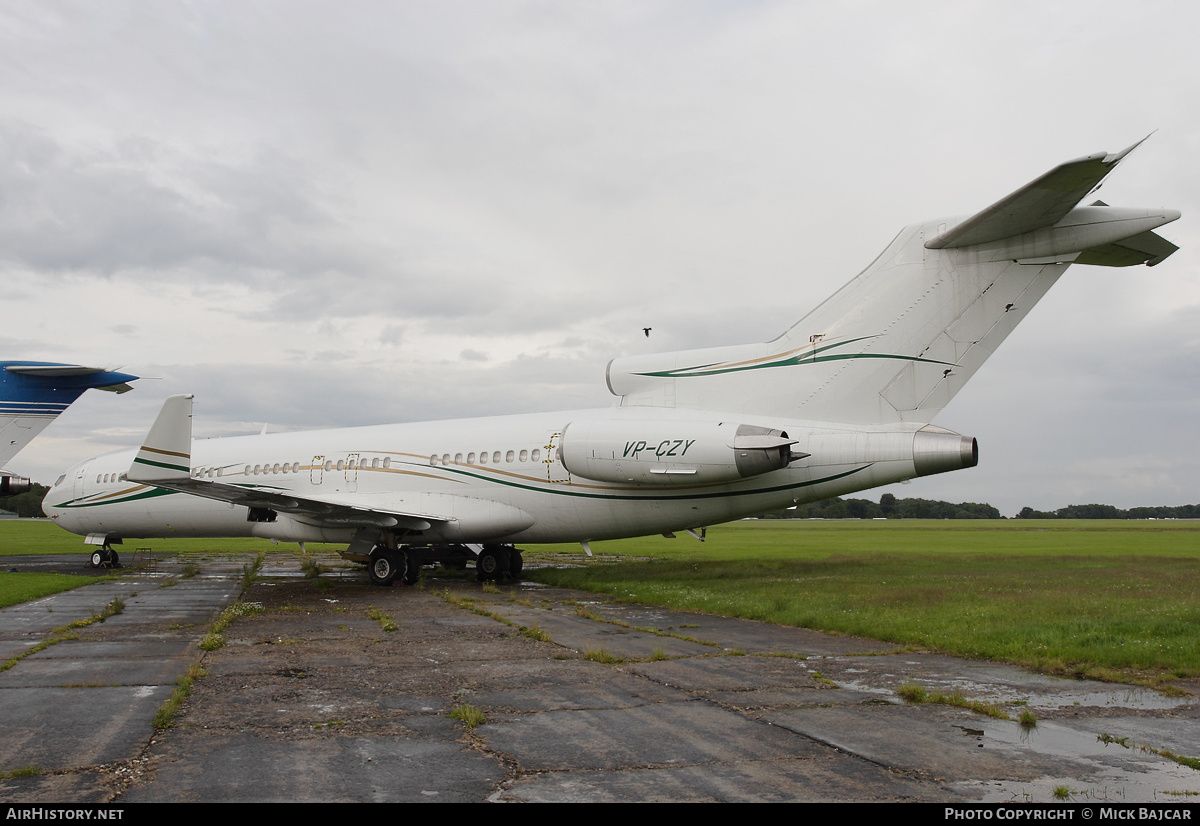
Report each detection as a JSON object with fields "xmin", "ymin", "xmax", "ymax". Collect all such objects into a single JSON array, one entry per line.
[
  {"xmin": 0, "ymin": 519, "xmax": 340, "ymax": 556},
  {"xmin": 527, "ymin": 520, "xmax": 1200, "ymax": 685},
  {"xmin": 0, "ymin": 571, "xmax": 99, "ymax": 609}
]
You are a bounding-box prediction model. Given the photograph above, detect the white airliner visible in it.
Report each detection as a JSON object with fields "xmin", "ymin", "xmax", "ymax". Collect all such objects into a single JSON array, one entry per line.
[
  {"xmin": 1, "ymin": 362, "xmax": 138, "ymax": 495},
  {"xmin": 43, "ymin": 142, "xmax": 1179, "ymax": 581}
]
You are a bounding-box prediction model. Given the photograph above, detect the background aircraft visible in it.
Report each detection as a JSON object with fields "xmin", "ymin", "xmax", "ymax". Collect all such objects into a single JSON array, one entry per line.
[
  {"xmin": 0, "ymin": 363, "xmax": 138, "ymax": 495},
  {"xmin": 43, "ymin": 144, "xmax": 1178, "ymax": 582}
]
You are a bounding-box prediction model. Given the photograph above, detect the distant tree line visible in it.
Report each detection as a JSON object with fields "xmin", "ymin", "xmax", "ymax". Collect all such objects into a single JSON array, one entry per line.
[
  {"xmin": 763, "ymin": 493, "xmax": 1002, "ymax": 520},
  {"xmin": 1014, "ymin": 503, "xmax": 1200, "ymax": 520},
  {"xmin": 0, "ymin": 483, "xmax": 50, "ymax": 518},
  {"xmin": 762, "ymin": 494, "xmax": 1199, "ymax": 520}
]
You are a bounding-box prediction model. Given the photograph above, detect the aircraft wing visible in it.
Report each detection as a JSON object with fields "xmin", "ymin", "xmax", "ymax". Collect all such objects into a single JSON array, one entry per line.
[
  {"xmin": 125, "ymin": 394, "xmax": 451, "ymax": 531},
  {"xmin": 139, "ymin": 476, "xmax": 448, "ymax": 531},
  {"xmin": 926, "ymin": 136, "xmax": 1150, "ymax": 249}
]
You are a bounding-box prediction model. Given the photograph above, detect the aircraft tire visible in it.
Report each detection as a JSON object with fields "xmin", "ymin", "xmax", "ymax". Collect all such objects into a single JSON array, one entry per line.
[
  {"xmin": 368, "ymin": 551, "xmax": 402, "ymax": 586},
  {"xmin": 401, "ymin": 552, "xmax": 421, "ymax": 585},
  {"xmin": 90, "ymin": 551, "xmax": 103, "ymax": 568},
  {"xmin": 111, "ymin": 551, "xmax": 120, "ymax": 568},
  {"xmin": 508, "ymin": 549, "xmax": 523, "ymax": 579},
  {"xmin": 475, "ymin": 547, "xmax": 510, "ymax": 582}
]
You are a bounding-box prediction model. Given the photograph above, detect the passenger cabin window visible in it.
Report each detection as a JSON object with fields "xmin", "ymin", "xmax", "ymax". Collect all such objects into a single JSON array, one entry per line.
[
  {"xmin": 519, "ymin": 450, "xmax": 528, "ymax": 462},
  {"xmin": 467, "ymin": 452, "xmax": 476, "ymax": 464},
  {"xmin": 479, "ymin": 452, "xmax": 488, "ymax": 464},
  {"xmin": 531, "ymin": 449, "xmax": 541, "ymax": 462}
]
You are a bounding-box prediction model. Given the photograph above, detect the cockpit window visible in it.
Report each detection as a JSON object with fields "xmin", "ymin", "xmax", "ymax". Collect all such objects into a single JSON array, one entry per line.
[{"xmin": 55, "ymin": 474, "xmax": 66, "ymax": 487}]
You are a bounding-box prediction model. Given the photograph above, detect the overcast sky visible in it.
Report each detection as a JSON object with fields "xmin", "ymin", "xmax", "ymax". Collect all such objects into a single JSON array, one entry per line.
[{"xmin": 3, "ymin": 0, "xmax": 1197, "ymax": 518}]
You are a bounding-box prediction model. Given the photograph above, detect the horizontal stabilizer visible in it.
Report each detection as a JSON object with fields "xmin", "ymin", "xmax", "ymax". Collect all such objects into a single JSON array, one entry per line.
[
  {"xmin": 3, "ymin": 364, "xmax": 139, "ymax": 393},
  {"xmin": 926, "ymin": 137, "xmax": 1148, "ymax": 250},
  {"xmin": 1074, "ymin": 227, "xmax": 1179, "ymax": 267}
]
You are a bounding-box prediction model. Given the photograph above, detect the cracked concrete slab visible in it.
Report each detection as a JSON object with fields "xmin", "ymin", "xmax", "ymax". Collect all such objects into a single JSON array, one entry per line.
[{"xmin": 1, "ymin": 552, "xmax": 1197, "ymax": 803}]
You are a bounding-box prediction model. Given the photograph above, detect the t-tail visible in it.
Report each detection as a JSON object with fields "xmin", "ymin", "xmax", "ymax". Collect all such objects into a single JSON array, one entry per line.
[
  {"xmin": 0, "ymin": 362, "xmax": 139, "ymax": 493},
  {"xmin": 606, "ymin": 138, "xmax": 1179, "ymax": 426}
]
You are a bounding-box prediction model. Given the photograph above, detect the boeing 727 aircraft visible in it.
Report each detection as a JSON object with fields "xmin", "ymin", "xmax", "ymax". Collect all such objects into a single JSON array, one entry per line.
[
  {"xmin": 1, "ymin": 362, "xmax": 138, "ymax": 495},
  {"xmin": 43, "ymin": 143, "xmax": 1180, "ymax": 583}
]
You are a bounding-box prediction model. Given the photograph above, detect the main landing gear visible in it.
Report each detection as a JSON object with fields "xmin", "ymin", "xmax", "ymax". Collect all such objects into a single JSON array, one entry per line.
[
  {"xmin": 474, "ymin": 545, "xmax": 523, "ymax": 582},
  {"xmin": 361, "ymin": 543, "xmax": 523, "ymax": 586},
  {"xmin": 368, "ymin": 547, "xmax": 412, "ymax": 587}
]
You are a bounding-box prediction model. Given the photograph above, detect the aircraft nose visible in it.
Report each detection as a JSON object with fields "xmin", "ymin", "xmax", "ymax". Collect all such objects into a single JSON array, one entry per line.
[
  {"xmin": 41, "ymin": 467, "xmax": 73, "ymax": 520},
  {"xmin": 41, "ymin": 485, "xmax": 59, "ymax": 519}
]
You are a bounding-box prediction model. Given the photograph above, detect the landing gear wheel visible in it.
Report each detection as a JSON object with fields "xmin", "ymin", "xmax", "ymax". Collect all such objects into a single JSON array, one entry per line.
[
  {"xmin": 476, "ymin": 546, "xmax": 510, "ymax": 582},
  {"xmin": 110, "ymin": 551, "xmax": 120, "ymax": 568},
  {"xmin": 402, "ymin": 552, "xmax": 421, "ymax": 585},
  {"xmin": 368, "ymin": 550, "xmax": 403, "ymax": 586},
  {"xmin": 90, "ymin": 551, "xmax": 103, "ymax": 568},
  {"xmin": 508, "ymin": 549, "xmax": 523, "ymax": 579}
]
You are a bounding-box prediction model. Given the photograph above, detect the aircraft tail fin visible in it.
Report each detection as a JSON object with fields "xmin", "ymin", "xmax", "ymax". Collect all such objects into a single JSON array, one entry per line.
[
  {"xmin": 607, "ymin": 142, "xmax": 1179, "ymax": 425},
  {"xmin": 128, "ymin": 394, "xmax": 194, "ymax": 483},
  {"xmin": 0, "ymin": 362, "xmax": 140, "ymax": 468}
]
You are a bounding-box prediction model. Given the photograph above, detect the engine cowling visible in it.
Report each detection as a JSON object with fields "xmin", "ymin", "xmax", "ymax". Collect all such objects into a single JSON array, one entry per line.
[
  {"xmin": 560, "ymin": 420, "xmax": 797, "ymax": 485},
  {"xmin": 0, "ymin": 475, "xmax": 32, "ymax": 495}
]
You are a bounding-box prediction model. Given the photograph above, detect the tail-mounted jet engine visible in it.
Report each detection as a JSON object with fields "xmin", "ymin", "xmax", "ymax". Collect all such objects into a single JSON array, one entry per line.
[
  {"xmin": 559, "ymin": 420, "xmax": 800, "ymax": 485},
  {"xmin": 0, "ymin": 474, "xmax": 32, "ymax": 495}
]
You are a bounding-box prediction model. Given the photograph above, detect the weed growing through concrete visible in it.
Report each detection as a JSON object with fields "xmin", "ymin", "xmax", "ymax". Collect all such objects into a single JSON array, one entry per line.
[
  {"xmin": 240, "ymin": 554, "xmax": 264, "ymax": 592},
  {"xmin": 152, "ymin": 661, "xmax": 207, "ymax": 729},
  {"xmin": 211, "ymin": 602, "xmax": 265, "ymax": 634},
  {"xmin": 301, "ymin": 558, "xmax": 325, "ymax": 579},
  {"xmin": 811, "ymin": 671, "xmax": 837, "ymax": 686},
  {"xmin": 0, "ymin": 765, "xmax": 41, "ymax": 779},
  {"xmin": 583, "ymin": 648, "xmax": 624, "ymax": 664},
  {"xmin": 198, "ymin": 632, "xmax": 225, "ymax": 651},
  {"xmin": 521, "ymin": 625, "xmax": 552, "ymax": 642},
  {"xmin": 367, "ymin": 607, "xmax": 397, "ymax": 632},
  {"xmin": 448, "ymin": 704, "xmax": 485, "ymax": 729},
  {"xmin": 896, "ymin": 680, "xmax": 1009, "ymax": 719}
]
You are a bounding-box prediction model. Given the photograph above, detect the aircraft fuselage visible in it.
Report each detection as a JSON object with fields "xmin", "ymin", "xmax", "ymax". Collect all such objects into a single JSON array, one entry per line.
[{"xmin": 44, "ymin": 406, "xmax": 968, "ymax": 546}]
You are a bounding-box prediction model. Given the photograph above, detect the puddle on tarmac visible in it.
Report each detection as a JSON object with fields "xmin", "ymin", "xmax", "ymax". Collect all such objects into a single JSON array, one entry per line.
[
  {"xmin": 958, "ymin": 719, "xmax": 1200, "ymax": 802},
  {"xmin": 831, "ymin": 669, "xmax": 1190, "ymax": 711}
]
